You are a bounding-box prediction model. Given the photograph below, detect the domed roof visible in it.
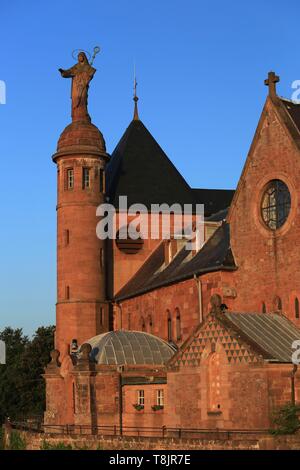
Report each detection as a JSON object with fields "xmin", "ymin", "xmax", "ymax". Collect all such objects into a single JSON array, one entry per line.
[
  {"xmin": 54, "ymin": 121, "xmax": 107, "ymax": 158},
  {"xmin": 84, "ymin": 330, "xmax": 176, "ymax": 366}
]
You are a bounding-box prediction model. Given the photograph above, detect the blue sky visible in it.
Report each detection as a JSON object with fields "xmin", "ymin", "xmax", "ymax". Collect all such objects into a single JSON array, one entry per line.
[{"xmin": 0, "ymin": 0, "xmax": 299, "ymax": 335}]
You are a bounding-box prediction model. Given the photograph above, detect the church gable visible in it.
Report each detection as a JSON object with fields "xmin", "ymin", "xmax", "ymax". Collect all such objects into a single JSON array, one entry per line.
[
  {"xmin": 224, "ymin": 75, "xmax": 300, "ymax": 316},
  {"xmin": 169, "ymin": 313, "xmax": 262, "ymax": 369},
  {"xmin": 228, "ymin": 94, "xmax": 300, "ymax": 228}
]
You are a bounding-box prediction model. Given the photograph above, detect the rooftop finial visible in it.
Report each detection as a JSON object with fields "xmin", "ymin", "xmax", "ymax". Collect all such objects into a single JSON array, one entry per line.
[
  {"xmin": 264, "ymin": 71, "xmax": 280, "ymax": 98},
  {"xmin": 133, "ymin": 64, "xmax": 139, "ymax": 121}
]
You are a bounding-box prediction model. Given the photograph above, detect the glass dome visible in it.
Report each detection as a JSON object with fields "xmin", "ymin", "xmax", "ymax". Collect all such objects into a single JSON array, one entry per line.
[{"xmin": 83, "ymin": 330, "xmax": 176, "ymax": 366}]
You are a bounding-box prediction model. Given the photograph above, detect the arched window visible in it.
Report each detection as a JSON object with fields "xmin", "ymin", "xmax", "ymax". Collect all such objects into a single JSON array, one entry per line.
[
  {"xmin": 295, "ymin": 298, "xmax": 299, "ymax": 319},
  {"xmin": 148, "ymin": 315, "xmax": 153, "ymax": 334},
  {"xmin": 140, "ymin": 316, "xmax": 146, "ymax": 332},
  {"xmin": 262, "ymin": 302, "xmax": 266, "ymax": 314},
  {"xmin": 273, "ymin": 296, "xmax": 282, "ymax": 312},
  {"xmin": 167, "ymin": 310, "xmax": 172, "ymax": 342},
  {"xmin": 175, "ymin": 308, "xmax": 181, "ymax": 341},
  {"xmin": 277, "ymin": 297, "xmax": 282, "ymax": 311}
]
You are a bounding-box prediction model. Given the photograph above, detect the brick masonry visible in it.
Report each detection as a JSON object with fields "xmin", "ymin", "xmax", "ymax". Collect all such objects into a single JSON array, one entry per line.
[{"xmin": 45, "ymin": 92, "xmax": 300, "ymax": 434}]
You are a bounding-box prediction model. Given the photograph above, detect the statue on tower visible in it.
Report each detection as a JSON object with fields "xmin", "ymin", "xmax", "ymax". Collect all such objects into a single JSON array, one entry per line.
[{"xmin": 59, "ymin": 51, "xmax": 96, "ymax": 122}]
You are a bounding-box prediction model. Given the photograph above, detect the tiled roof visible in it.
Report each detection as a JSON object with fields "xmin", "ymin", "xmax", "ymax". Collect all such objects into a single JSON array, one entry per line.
[
  {"xmin": 280, "ymin": 98, "xmax": 300, "ymax": 134},
  {"xmin": 115, "ymin": 222, "xmax": 236, "ymax": 301},
  {"xmin": 106, "ymin": 119, "xmax": 194, "ymax": 209},
  {"xmin": 106, "ymin": 119, "xmax": 235, "ymax": 217},
  {"xmin": 192, "ymin": 188, "xmax": 235, "ymax": 217}
]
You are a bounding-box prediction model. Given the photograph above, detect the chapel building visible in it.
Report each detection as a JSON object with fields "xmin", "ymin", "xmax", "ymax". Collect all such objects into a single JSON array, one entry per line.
[{"xmin": 44, "ymin": 66, "xmax": 300, "ymax": 432}]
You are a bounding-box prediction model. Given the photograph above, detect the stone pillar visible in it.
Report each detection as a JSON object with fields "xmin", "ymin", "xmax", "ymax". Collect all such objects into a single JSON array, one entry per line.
[
  {"xmin": 72, "ymin": 344, "xmax": 97, "ymax": 434},
  {"xmin": 43, "ymin": 350, "xmax": 66, "ymax": 432}
]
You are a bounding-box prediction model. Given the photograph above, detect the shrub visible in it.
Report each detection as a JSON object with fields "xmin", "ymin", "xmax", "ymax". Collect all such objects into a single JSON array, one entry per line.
[
  {"xmin": 9, "ymin": 431, "xmax": 26, "ymax": 450},
  {"xmin": 40, "ymin": 440, "xmax": 73, "ymax": 450},
  {"xmin": 270, "ymin": 403, "xmax": 300, "ymax": 435}
]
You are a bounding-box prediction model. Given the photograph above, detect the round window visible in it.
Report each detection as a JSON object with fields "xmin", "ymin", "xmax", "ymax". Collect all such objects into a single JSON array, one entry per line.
[
  {"xmin": 116, "ymin": 226, "xmax": 144, "ymax": 254},
  {"xmin": 261, "ymin": 179, "xmax": 291, "ymax": 230}
]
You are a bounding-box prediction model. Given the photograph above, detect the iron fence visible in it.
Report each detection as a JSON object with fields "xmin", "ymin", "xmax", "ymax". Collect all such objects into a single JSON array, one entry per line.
[{"xmin": 10, "ymin": 421, "xmax": 269, "ymax": 440}]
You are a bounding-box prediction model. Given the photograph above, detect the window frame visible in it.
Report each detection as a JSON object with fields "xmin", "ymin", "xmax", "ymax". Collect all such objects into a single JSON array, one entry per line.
[
  {"xmin": 156, "ymin": 389, "xmax": 164, "ymax": 407},
  {"xmin": 82, "ymin": 167, "xmax": 90, "ymax": 189},
  {"xmin": 261, "ymin": 179, "xmax": 291, "ymax": 231},
  {"xmin": 66, "ymin": 168, "xmax": 74, "ymax": 190},
  {"xmin": 137, "ymin": 390, "xmax": 144, "ymax": 406}
]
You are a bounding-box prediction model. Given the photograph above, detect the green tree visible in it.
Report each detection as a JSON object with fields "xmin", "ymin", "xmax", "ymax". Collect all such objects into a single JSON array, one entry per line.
[{"xmin": 0, "ymin": 326, "xmax": 55, "ymax": 423}]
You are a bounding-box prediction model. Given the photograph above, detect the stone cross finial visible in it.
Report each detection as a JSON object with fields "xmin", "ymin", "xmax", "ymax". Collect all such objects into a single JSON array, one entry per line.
[{"xmin": 264, "ymin": 71, "xmax": 280, "ymax": 98}]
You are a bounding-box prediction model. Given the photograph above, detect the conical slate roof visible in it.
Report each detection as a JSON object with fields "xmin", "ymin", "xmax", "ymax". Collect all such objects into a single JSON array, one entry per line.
[{"xmin": 106, "ymin": 119, "xmax": 195, "ymax": 210}]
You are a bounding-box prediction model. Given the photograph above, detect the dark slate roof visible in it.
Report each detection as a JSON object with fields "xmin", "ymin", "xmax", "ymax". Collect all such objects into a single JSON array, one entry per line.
[
  {"xmin": 205, "ymin": 207, "xmax": 229, "ymax": 222},
  {"xmin": 280, "ymin": 98, "xmax": 300, "ymax": 133},
  {"xmin": 115, "ymin": 222, "xmax": 236, "ymax": 301},
  {"xmin": 85, "ymin": 330, "xmax": 176, "ymax": 365},
  {"xmin": 106, "ymin": 119, "xmax": 235, "ymax": 216},
  {"xmin": 223, "ymin": 312, "xmax": 300, "ymax": 363},
  {"xmin": 106, "ymin": 119, "xmax": 194, "ymax": 209},
  {"xmin": 192, "ymin": 188, "xmax": 235, "ymax": 217}
]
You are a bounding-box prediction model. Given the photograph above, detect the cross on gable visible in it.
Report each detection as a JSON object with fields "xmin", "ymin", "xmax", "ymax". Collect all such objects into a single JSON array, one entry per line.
[{"xmin": 264, "ymin": 71, "xmax": 280, "ymax": 97}]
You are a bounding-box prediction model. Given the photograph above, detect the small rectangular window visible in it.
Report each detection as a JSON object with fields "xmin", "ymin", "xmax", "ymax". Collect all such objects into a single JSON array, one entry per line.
[
  {"xmin": 66, "ymin": 169, "xmax": 74, "ymax": 190},
  {"xmin": 64, "ymin": 229, "xmax": 70, "ymax": 247},
  {"xmin": 82, "ymin": 167, "xmax": 90, "ymax": 189},
  {"xmin": 100, "ymin": 248, "xmax": 103, "ymax": 270},
  {"xmin": 157, "ymin": 389, "xmax": 164, "ymax": 406},
  {"xmin": 100, "ymin": 169, "xmax": 105, "ymax": 193},
  {"xmin": 99, "ymin": 307, "xmax": 103, "ymax": 326},
  {"xmin": 65, "ymin": 285, "xmax": 70, "ymax": 300},
  {"xmin": 137, "ymin": 390, "xmax": 144, "ymax": 406}
]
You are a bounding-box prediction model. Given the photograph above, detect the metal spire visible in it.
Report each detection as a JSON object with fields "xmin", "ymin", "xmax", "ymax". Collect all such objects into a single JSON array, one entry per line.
[{"xmin": 133, "ymin": 64, "xmax": 139, "ymax": 121}]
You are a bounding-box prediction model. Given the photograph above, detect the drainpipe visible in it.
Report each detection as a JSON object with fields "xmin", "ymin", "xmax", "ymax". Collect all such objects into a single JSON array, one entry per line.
[
  {"xmin": 194, "ymin": 274, "xmax": 203, "ymax": 324},
  {"xmin": 118, "ymin": 372, "xmax": 123, "ymax": 436},
  {"xmin": 291, "ymin": 364, "xmax": 298, "ymax": 406}
]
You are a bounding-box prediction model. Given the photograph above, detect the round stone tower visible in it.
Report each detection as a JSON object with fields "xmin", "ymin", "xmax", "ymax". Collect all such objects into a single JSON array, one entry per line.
[{"xmin": 53, "ymin": 52, "xmax": 110, "ymax": 357}]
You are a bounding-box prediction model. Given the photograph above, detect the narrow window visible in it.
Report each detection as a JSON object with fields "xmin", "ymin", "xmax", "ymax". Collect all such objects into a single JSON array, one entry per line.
[
  {"xmin": 99, "ymin": 307, "xmax": 103, "ymax": 326},
  {"xmin": 137, "ymin": 390, "xmax": 144, "ymax": 406},
  {"xmin": 262, "ymin": 302, "xmax": 266, "ymax": 314},
  {"xmin": 64, "ymin": 229, "xmax": 70, "ymax": 247},
  {"xmin": 66, "ymin": 168, "xmax": 74, "ymax": 190},
  {"xmin": 156, "ymin": 389, "xmax": 164, "ymax": 406},
  {"xmin": 175, "ymin": 308, "xmax": 181, "ymax": 341},
  {"xmin": 167, "ymin": 311, "xmax": 172, "ymax": 342},
  {"xmin": 148, "ymin": 315, "xmax": 153, "ymax": 334},
  {"xmin": 140, "ymin": 317, "xmax": 146, "ymax": 332},
  {"xmin": 82, "ymin": 167, "xmax": 90, "ymax": 189},
  {"xmin": 65, "ymin": 285, "xmax": 70, "ymax": 300},
  {"xmin": 100, "ymin": 169, "xmax": 105, "ymax": 193},
  {"xmin": 278, "ymin": 297, "xmax": 282, "ymax": 311},
  {"xmin": 295, "ymin": 298, "xmax": 300, "ymax": 319},
  {"xmin": 128, "ymin": 313, "xmax": 131, "ymax": 330},
  {"xmin": 100, "ymin": 248, "xmax": 103, "ymax": 270}
]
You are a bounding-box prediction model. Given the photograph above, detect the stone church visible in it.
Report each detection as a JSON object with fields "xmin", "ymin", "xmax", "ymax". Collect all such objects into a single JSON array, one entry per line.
[{"xmin": 44, "ymin": 57, "xmax": 300, "ymax": 432}]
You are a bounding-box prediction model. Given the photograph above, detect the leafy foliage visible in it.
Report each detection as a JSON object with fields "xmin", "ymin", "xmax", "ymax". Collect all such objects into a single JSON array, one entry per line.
[
  {"xmin": 0, "ymin": 326, "xmax": 55, "ymax": 423},
  {"xmin": 41, "ymin": 440, "xmax": 73, "ymax": 450},
  {"xmin": 9, "ymin": 430, "xmax": 27, "ymax": 450},
  {"xmin": 270, "ymin": 403, "xmax": 300, "ymax": 435}
]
